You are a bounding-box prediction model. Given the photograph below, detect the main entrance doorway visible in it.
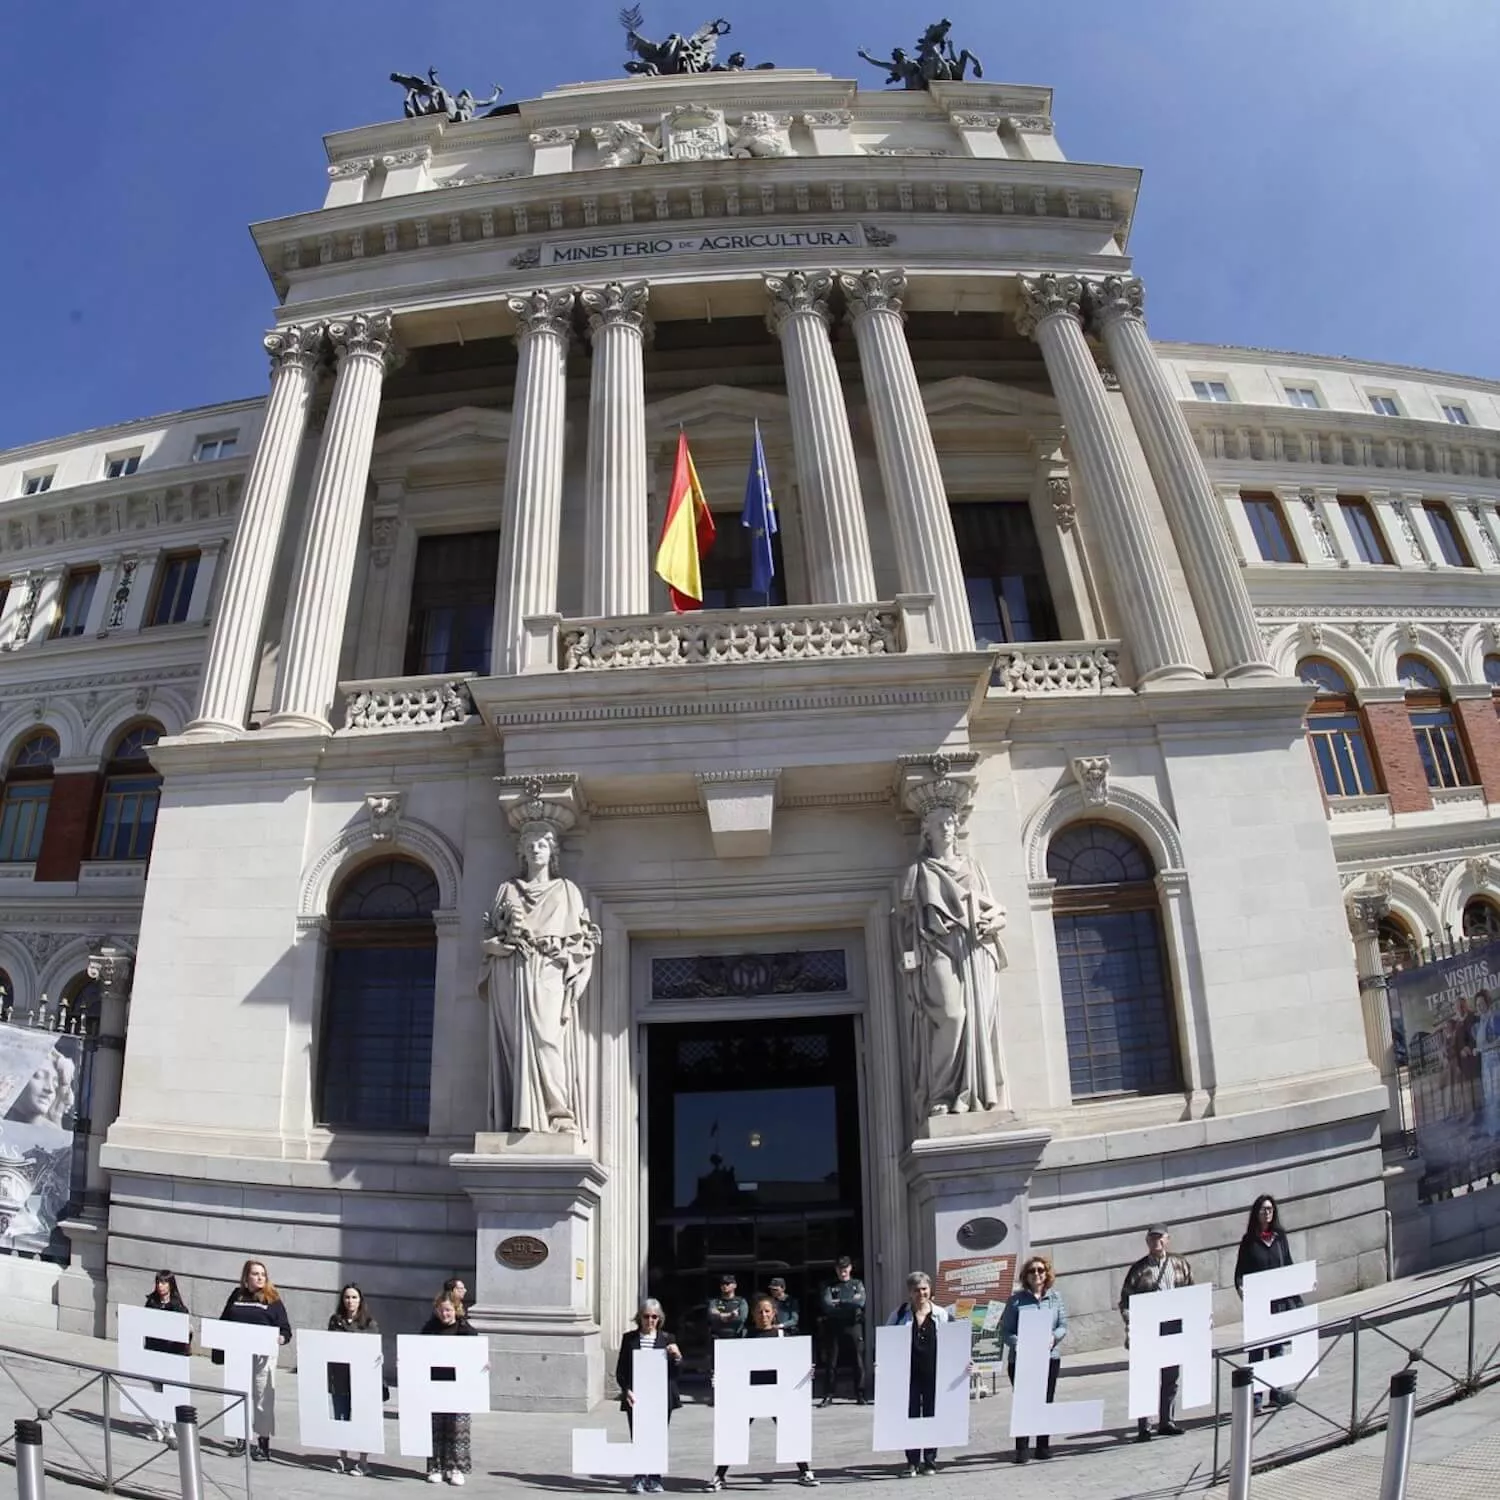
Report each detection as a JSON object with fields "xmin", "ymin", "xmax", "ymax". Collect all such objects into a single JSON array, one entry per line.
[{"xmin": 644, "ymin": 1014, "xmax": 865, "ymax": 1372}]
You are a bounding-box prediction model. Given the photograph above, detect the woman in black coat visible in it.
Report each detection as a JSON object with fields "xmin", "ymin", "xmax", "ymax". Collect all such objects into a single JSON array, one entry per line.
[
  {"xmin": 217, "ymin": 1259, "xmax": 293, "ymax": 1460},
  {"xmin": 420, "ymin": 1295, "xmax": 478, "ymax": 1483},
  {"xmin": 615, "ymin": 1298, "xmax": 683, "ymax": 1494},
  {"xmin": 1233, "ymin": 1195, "xmax": 1296, "ymax": 1410},
  {"xmin": 327, "ymin": 1284, "xmax": 380, "ymax": 1476},
  {"xmin": 143, "ymin": 1271, "xmax": 190, "ymax": 1443}
]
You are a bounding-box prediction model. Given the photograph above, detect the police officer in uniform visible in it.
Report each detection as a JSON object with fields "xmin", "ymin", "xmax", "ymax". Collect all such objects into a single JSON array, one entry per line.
[
  {"xmin": 767, "ymin": 1277, "xmax": 799, "ymax": 1330},
  {"xmin": 817, "ymin": 1255, "xmax": 867, "ymax": 1405}
]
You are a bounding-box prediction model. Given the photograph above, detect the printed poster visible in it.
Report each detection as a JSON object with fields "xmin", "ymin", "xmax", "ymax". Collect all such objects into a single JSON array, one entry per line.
[
  {"xmin": 0, "ymin": 1023, "xmax": 83, "ymax": 1253},
  {"xmin": 935, "ymin": 1254, "xmax": 1016, "ymax": 1367}
]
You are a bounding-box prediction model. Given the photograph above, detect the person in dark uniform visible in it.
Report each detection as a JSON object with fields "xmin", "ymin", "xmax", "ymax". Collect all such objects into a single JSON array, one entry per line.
[
  {"xmin": 709, "ymin": 1273, "xmax": 749, "ymax": 1340},
  {"xmin": 768, "ymin": 1278, "xmax": 799, "ymax": 1330},
  {"xmin": 817, "ymin": 1256, "xmax": 867, "ymax": 1406}
]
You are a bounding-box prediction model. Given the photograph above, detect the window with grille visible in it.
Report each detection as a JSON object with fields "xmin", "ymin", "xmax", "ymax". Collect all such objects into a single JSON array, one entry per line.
[
  {"xmin": 1463, "ymin": 899, "xmax": 1500, "ymax": 944},
  {"xmin": 0, "ymin": 730, "xmax": 59, "ymax": 863},
  {"xmin": 1298, "ymin": 658, "xmax": 1379, "ymax": 798},
  {"xmin": 94, "ymin": 723, "xmax": 162, "ymax": 861},
  {"xmin": 404, "ymin": 530, "xmax": 499, "ymax": 676},
  {"xmin": 1048, "ymin": 823, "xmax": 1180, "ymax": 1099},
  {"xmin": 950, "ymin": 501, "xmax": 1058, "ymax": 646},
  {"xmin": 317, "ymin": 858, "xmax": 438, "ymax": 1132},
  {"xmin": 1339, "ymin": 498, "xmax": 1392, "ymax": 564},
  {"xmin": 1398, "ymin": 654, "xmax": 1475, "ymax": 790},
  {"xmin": 1379, "ymin": 914, "xmax": 1418, "ymax": 973},
  {"xmin": 697, "ymin": 513, "xmax": 786, "ymax": 609},
  {"xmin": 1242, "ymin": 494, "xmax": 1300, "ymax": 563},
  {"xmin": 52, "ymin": 569, "xmax": 98, "ymax": 638},
  {"xmin": 1423, "ymin": 504, "xmax": 1471, "ymax": 567},
  {"xmin": 147, "ymin": 552, "xmax": 200, "ymax": 626}
]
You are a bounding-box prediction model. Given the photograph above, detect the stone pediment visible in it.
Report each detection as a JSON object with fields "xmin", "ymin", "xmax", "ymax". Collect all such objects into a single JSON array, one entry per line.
[
  {"xmin": 371, "ymin": 405, "xmax": 512, "ymax": 485},
  {"xmin": 644, "ymin": 385, "xmax": 791, "ymax": 445},
  {"xmin": 920, "ymin": 376, "xmax": 1058, "ymax": 424}
]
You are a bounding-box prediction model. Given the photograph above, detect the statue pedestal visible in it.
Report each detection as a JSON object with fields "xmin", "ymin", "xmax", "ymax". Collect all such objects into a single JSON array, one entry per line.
[
  {"xmin": 900, "ymin": 1114, "xmax": 1052, "ymax": 1297},
  {"xmin": 449, "ymin": 1133, "xmax": 608, "ymax": 1412}
]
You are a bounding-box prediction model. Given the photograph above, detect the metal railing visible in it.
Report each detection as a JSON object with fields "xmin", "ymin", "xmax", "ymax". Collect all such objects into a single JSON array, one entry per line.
[
  {"xmin": 0, "ymin": 1342, "xmax": 252, "ymax": 1498},
  {"xmin": 1210, "ymin": 1257, "xmax": 1500, "ymax": 1480}
]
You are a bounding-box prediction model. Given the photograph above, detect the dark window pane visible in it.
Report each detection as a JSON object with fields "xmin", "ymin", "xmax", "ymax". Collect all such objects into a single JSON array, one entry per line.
[
  {"xmin": 1047, "ymin": 823, "xmax": 1154, "ymax": 885},
  {"xmin": 1423, "ymin": 504, "xmax": 1470, "ymax": 567},
  {"xmin": 699, "ymin": 515, "xmax": 786, "ymax": 610},
  {"xmin": 149, "ymin": 554, "xmax": 200, "ymax": 626},
  {"xmin": 1242, "ymin": 497, "xmax": 1299, "ymax": 563},
  {"xmin": 1397, "ymin": 655, "xmax": 1444, "ymax": 693},
  {"xmin": 0, "ymin": 784, "xmax": 50, "ymax": 862},
  {"xmin": 334, "ymin": 858, "xmax": 440, "ymax": 920},
  {"xmin": 54, "ymin": 571, "xmax": 98, "ymax": 638},
  {"xmin": 1298, "ymin": 658, "xmax": 1352, "ymax": 695},
  {"xmin": 1339, "ymin": 500, "xmax": 1391, "ymax": 564},
  {"xmin": 12, "ymin": 732, "xmax": 60, "ymax": 769},
  {"xmin": 950, "ymin": 501, "xmax": 1057, "ymax": 645},
  {"xmin": 404, "ymin": 531, "xmax": 500, "ymax": 676}
]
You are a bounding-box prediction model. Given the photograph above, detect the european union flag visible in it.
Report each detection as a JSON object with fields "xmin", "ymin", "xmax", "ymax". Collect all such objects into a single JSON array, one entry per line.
[{"xmin": 740, "ymin": 421, "xmax": 778, "ymax": 601}]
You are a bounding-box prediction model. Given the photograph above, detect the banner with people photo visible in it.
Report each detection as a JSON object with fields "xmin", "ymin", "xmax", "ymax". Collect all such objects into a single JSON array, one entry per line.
[
  {"xmin": 0, "ymin": 1023, "xmax": 83, "ymax": 1253},
  {"xmin": 1386, "ymin": 939, "xmax": 1500, "ymax": 1195}
]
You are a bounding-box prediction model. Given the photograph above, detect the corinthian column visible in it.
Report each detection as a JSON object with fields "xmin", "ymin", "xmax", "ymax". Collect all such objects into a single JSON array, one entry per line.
[
  {"xmin": 580, "ymin": 281, "xmax": 650, "ymax": 618},
  {"xmin": 841, "ymin": 269, "xmax": 971, "ymax": 652},
  {"xmin": 1087, "ymin": 276, "xmax": 1274, "ymax": 680},
  {"xmin": 184, "ymin": 323, "xmax": 324, "ymax": 737},
  {"xmin": 765, "ymin": 270, "xmax": 877, "ymax": 605},
  {"xmin": 492, "ymin": 289, "xmax": 574, "ymax": 674},
  {"xmin": 1014, "ymin": 275, "xmax": 1200, "ymax": 684},
  {"xmin": 1348, "ymin": 892, "xmax": 1401, "ymax": 1136},
  {"xmin": 265, "ymin": 310, "xmax": 400, "ymax": 733}
]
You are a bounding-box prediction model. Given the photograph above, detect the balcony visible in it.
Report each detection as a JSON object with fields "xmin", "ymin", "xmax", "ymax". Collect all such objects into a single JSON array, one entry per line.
[{"xmin": 989, "ymin": 640, "xmax": 1126, "ymax": 695}]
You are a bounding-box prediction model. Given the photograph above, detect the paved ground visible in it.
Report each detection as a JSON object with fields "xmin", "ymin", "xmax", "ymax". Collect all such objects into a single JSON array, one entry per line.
[{"xmin": 3, "ymin": 1257, "xmax": 1500, "ymax": 1500}]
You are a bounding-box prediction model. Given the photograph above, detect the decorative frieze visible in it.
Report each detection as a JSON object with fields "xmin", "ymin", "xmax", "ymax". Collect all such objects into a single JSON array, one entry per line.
[
  {"xmin": 992, "ymin": 644, "xmax": 1122, "ymax": 694},
  {"xmin": 343, "ymin": 677, "xmax": 475, "ymax": 731},
  {"xmin": 103, "ymin": 558, "xmax": 137, "ymax": 630},
  {"xmin": 1048, "ymin": 476, "xmax": 1075, "ymax": 531}
]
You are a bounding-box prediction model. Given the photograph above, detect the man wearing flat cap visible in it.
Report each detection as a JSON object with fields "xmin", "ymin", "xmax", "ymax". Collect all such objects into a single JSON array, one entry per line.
[{"xmin": 1118, "ymin": 1225, "xmax": 1195, "ymax": 1441}]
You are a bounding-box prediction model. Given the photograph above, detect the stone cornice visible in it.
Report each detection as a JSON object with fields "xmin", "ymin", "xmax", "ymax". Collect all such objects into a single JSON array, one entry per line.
[
  {"xmin": 0, "ymin": 397, "xmax": 264, "ymax": 470},
  {"xmin": 1155, "ymin": 340, "xmax": 1500, "ymax": 400}
]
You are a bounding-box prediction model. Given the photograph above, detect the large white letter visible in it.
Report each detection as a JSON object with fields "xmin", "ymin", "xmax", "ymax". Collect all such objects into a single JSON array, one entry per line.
[
  {"xmin": 711, "ymin": 1336, "xmax": 813, "ymax": 1466},
  {"xmin": 396, "ymin": 1334, "xmax": 491, "ymax": 1458},
  {"xmin": 295, "ymin": 1330, "xmax": 387, "ymax": 1455},
  {"xmin": 1008, "ymin": 1304, "xmax": 1103, "ymax": 1439},
  {"xmin": 114, "ymin": 1306, "xmax": 192, "ymax": 1428},
  {"xmin": 870, "ymin": 1321, "xmax": 971, "ymax": 1452},
  {"xmin": 572, "ymin": 1346, "xmax": 669, "ymax": 1476},
  {"xmin": 1242, "ymin": 1262, "xmax": 1319, "ymax": 1392},
  {"xmin": 197, "ymin": 1318, "xmax": 281, "ymax": 1440},
  {"xmin": 1126, "ymin": 1284, "xmax": 1213, "ymax": 1420}
]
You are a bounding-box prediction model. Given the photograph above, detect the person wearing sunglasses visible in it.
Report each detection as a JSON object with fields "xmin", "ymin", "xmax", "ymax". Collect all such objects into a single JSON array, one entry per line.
[
  {"xmin": 998, "ymin": 1256, "xmax": 1069, "ymax": 1463},
  {"xmin": 617, "ymin": 1299, "xmax": 682, "ymax": 1494}
]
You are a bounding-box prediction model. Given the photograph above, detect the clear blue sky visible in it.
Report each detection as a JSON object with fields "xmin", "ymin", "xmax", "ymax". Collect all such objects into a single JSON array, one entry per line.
[{"xmin": 2, "ymin": 1, "xmax": 1495, "ymax": 450}]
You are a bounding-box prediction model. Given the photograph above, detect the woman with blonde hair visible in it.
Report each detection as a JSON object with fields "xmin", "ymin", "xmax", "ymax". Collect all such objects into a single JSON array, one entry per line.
[
  {"xmin": 998, "ymin": 1254, "xmax": 1069, "ymax": 1464},
  {"xmin": 217, "ymin": 1259, "xmax": 293, "ymax": 1461}
]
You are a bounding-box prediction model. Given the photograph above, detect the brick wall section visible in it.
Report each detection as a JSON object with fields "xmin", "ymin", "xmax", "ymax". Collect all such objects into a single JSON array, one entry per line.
[
  {"xmin": 1455, "ymin": 696, "xmax": 1500, "ymax": 802},
  {"xmin": 1362, "ymin": 700, "xmax": 1433, "ymax": 814},
  {"xmin": 35, "ymin": 772, "xmax": 101, "ymax": 882}
]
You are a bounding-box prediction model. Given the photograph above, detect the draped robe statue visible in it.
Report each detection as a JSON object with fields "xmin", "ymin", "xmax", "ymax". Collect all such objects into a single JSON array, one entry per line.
[
  {"xmin": 898, "ymin": 806, "xmax": 1007, "ymax": 1117},
  {"xmin": 480, "ymin": 824, "xmax": 600, "ymax": 1135}
]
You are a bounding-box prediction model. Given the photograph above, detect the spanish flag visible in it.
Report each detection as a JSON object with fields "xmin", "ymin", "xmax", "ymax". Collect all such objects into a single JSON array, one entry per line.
[{"xmin": 655, "ymin": 431, "xmax": 716, "ymax": 612}]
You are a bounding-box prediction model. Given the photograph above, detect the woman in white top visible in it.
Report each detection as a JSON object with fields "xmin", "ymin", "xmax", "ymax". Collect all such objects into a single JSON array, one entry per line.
[{"xmin": 886, "ymin": 1272, "xmax": 953, "ymax": 1476}]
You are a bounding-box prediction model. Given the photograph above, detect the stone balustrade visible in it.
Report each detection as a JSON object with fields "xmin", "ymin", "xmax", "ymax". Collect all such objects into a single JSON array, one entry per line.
[
  {"xmin": 990, "ymin": 641, "xmax": 1125, "ymax": 694},
  {"xmin": 340, "ymin": 672, "xmax": 477, "ymax": 730}
]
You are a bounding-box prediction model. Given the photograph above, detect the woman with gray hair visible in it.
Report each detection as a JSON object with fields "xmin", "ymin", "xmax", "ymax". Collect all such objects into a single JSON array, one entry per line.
[
  {"xmin": 616, "ymin": 1298, "xmax": 682, "ymax": 1494},
  {"xmin": 886, "ymin": 1272, "xmax": 954, "ymax": 1476}
]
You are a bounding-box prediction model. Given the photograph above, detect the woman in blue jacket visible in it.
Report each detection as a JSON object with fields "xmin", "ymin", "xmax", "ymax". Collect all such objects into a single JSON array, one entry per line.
[{"xmin": 998, "ymin": 1256, "xmax": 1068, "ymax": 1464}]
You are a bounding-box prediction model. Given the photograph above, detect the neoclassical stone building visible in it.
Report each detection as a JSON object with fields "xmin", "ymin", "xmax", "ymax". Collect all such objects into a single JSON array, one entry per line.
[{"xmin": 2, "ymin": 56, "xmax": 1497, "ymax": 1403}]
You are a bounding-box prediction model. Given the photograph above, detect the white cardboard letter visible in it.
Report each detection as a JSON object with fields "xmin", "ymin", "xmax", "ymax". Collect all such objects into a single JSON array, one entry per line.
[
  {"xmin": 396, "ymin": 1334, "xmax": 491, "ymax": 1458},
  {"xmin": 711, "ymin": 1336, "xmax": 813, "ymax": 1466},
  {"xmin": 115, "ymin": 1306, "xmax": 192, "ymax": 1428},
  {"xmin": 1242, "ymin": 1262, "xmax": 1319, "ymax": 1392},
  {"xmin": 197, "ymin": 1317, "xmax": 281, "ymax": 1440},
  {"xmin": 296, "ymin": 1330, "xmax": 387, "ymax": 1454},
  {"xmin": 1126, "ymin": 1284, "xmax": 1213, "ymax": 1420},
  {"xmin": 870, "ymin": 1320, "xmax": 971, "ymax": 1451},
  {"xmin": 572, "ymin": 1345, "xmax": 669, "ymax": 1475},
  {"xmin": 1008, "ymin": 1304, "xmax": 1103, "ymax": 1438}
]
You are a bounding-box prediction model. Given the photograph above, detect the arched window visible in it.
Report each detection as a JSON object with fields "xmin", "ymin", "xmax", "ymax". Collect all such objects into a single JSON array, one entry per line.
[
  {"xmin": 1484, "ymin": 654, "xmax": 1500, "ymax": 690},
  {"xmin": 317, "ymin": 858, "xmax": 438, "ymax": 1132},
  {"xmin": 1379, "ymin": 913, "xmax": 1419, "ymax": 973},
  {"xmin": 1396, "ymin": 654, "xmax": 1474, "ymax": 789},
  {"xmin": 1298, "ymin": 658, "xmax": 1379, "ymax": 798},
  {"xmin": 0, "ymin": 729, "xmax": 60, "ymax": 863},
  {"xmin": 1463, "ymin": 897, "xmax": 1500, "ymax": 945},
  {"xmin": 94, "ymin": 723, "xmax": 163, "ymax": 861},
  {"xmin": 1048, "ymin": 822, "xmax": 1181, "ymax": 1099}
]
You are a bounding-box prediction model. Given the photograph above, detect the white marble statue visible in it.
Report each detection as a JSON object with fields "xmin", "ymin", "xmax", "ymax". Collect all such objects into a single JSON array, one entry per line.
[
  {"xmin": 898, "ymin": 805, "xmax": 1007, "ymax": 1117},
  {"xmin": 480, "ymin": 822, "xmax": 600, "ymax": 1134}
]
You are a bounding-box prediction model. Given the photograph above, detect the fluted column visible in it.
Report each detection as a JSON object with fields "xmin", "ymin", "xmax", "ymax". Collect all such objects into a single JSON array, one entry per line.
[
  {"xmin": 840, "ymin": 269, "xmax": 972, "ymax": 652},
  {"xmin": 1087, "ymin": 276, "xmax": 1275, "ymax": 680},
  {"xmin": 580, "ymin": 281, "xmax": 650, "ymax": 617},
  {"xmin": 765, "ymin": 270, "xmax": 877, "ymax": 605},
  {"xmin": 1014, "ymin": 275, "xmax": 1200, "ymax": 684},
  {"xmin": 81, "ymin": 945, "xmax": 132, "ymax": 1209},
  {"xmin": 265, "ymin": 310, "xmax": 400, "ymax": 733},
  {"xmin": 184, "ymin": 324, "xmax": 324, "ymax": 737},
  {"xmin": 492, "ymin": 289, "xmax": 574, "ymax": 674},
  {"xmin": 1348, "ymin": 893, "xmax": 1401, "ymax": 1135}
]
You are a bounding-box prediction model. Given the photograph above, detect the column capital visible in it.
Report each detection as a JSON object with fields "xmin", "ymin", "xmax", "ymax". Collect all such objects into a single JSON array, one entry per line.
[
  {"xmin": 1013, "ymin": 273, "xmax": 1084, "ymax": 339},
  {"xmin": 579, "ymin": 280, "xmax": 650, "ymax": 339},
  {"xmin": 839, "ymin": 268, "xmax": 907, "ymax": 319},
  {"xmin": 1086, "ymin": 274, "xmax": 1146, "ymax": 330},
  {"xmin": 328, "ymin": 309, "xmax": 402, "ymax": 371},
  {"xmin": 765, "ymin": 269, "xmax": 834, "ymax": 334},
  {"xmin": 263, "ymin": 322, "xmax": 325, "ymax": 375},
  {"xmin": 507, "ymin": 288, "xmax": 576, "ymax": 341},
  {"xmin": 1347, "ymin": 892, "xmax": 1391, "ymax": 937}
]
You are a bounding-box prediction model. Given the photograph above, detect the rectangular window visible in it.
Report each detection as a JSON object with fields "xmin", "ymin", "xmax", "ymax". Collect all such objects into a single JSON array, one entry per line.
[
  {"xmin": 1307, "ymin": 714, "xmax": 1379, "ymax": 797},
  {"xmin": 1241, "ymin": 494, "xmax": 1300, "ymax": 563},
  {"xmin": 0, "ymin": 784, "xmax": 50, "ymax": 862},
  {"xmin": 1339, "ymin": 498, "xmax": 1392, "ymax": 564},
  {"xmin": 950, "ymin": 501, "xmax": 1058, "ymax": 646},
  {"xmin": 94, "ymin": 775, "xmax": 161, "ymax": 860},
  {"xmin": 1441, "ymin": 403, "xmax": 1471, "ymax": 426},
  {"xmin": 404, "ymin": 530, "xmax": 500, "ymax": 676},
  {"xmin": 51, "ymin": 567, "xmax": 98, "ymax": 638},
  {"xmin": 146, "ymin": 551, "xmax": 200, "ymax": 626},
  {"xmin": 698, "ymin": 513, "xmax": 786, "ymax": 609},
  {"xmin": 105, "ymin": 453, "xmax": 141, "ymax": 479},
  {"xmin": 22, "ymin": 472, "xmax": 53, "ymax": 496},
  {"xmin": 1190, "ymin": 379, "xmax": 1232, "ymax": 403},
  {"xmin": 193, "ymin": 434, "xmax": 238, "ymax": 462},
  {"xmin": 1411, "ymin": 709, "xmax": 1474, "ymax": 789},
  {"xmin": 1368, "ymin": 394, "xmax": 1400, "ymax": 417},
  {"xmin": 1284, "ymin": 386, "xmax": 1321, "ymax": 409},
  {"xmin": 1424, "ymin": 503, "xmax": 1472, "ymax": 567}
]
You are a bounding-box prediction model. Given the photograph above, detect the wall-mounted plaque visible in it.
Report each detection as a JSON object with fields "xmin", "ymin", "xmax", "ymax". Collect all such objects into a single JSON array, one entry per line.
[{"xmin": 495, "ymin": 1234, "xmax": 549, "ymax": 1270}]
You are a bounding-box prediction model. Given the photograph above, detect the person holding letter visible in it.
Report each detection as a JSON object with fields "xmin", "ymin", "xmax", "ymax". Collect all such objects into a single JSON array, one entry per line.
[
  {"xmin": 999, "ymin": 1256, "xmax": 1068, "ymax": 1463},
  {"xmin": 1118, "ymin": 1227, "xmax": 1195, "ymax": 1441},
  {"xmin": 885, "ymin": 1272, "xmax": 953, "ymax": 1476},
  {"xmin": 617, "ymin": 1299, "xmax": 682, "ymax": 1494},
  {"xmin": 1233, "ymin": 1196, "xmax": 1297, "ymax": 1410},
  {"xmin": 420, "ymin": 1294, "xmax": 478, "ymax": 1484},
  {"xmin": 217, "ymin": 1259, "xmax": 292, "ymax": 1461},
  {"xmin": 142, "ymin": 1272, "xmax": 190, "ymax": 1444},
  {"xmin": 327, "ymin": 1285, "xmax": 381, "ymax": 1475}
]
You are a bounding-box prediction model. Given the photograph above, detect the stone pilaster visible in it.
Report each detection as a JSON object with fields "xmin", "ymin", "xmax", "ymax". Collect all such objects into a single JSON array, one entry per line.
[
  {"xmin": 492, "ymin": 291, "xmax": 574, "ymax": 675},
  {"xmin": 765, "ymin": 270, "xmax": 877, "ymax": 605},
  {"xmin": 184, "ymin": 323, "xmax": 324, "ymax": 737},
  {"xmin": 1014, "ymin": 275, "xmax": 1200, "ymax": 684},
  {"xmin": 265, "ymin": 310, "xmax": 400, "ymax": 733},
  {"xmin": 841, "ymin": 269, "xmax": 972, "ymax": 653},
  {"xmin": 1087, "ymin": 276, "xmax": 1274, "ymax": 680},
  {"xmin": 580, "ymin": 281, "xmax": 650, "ymax": 618}
]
